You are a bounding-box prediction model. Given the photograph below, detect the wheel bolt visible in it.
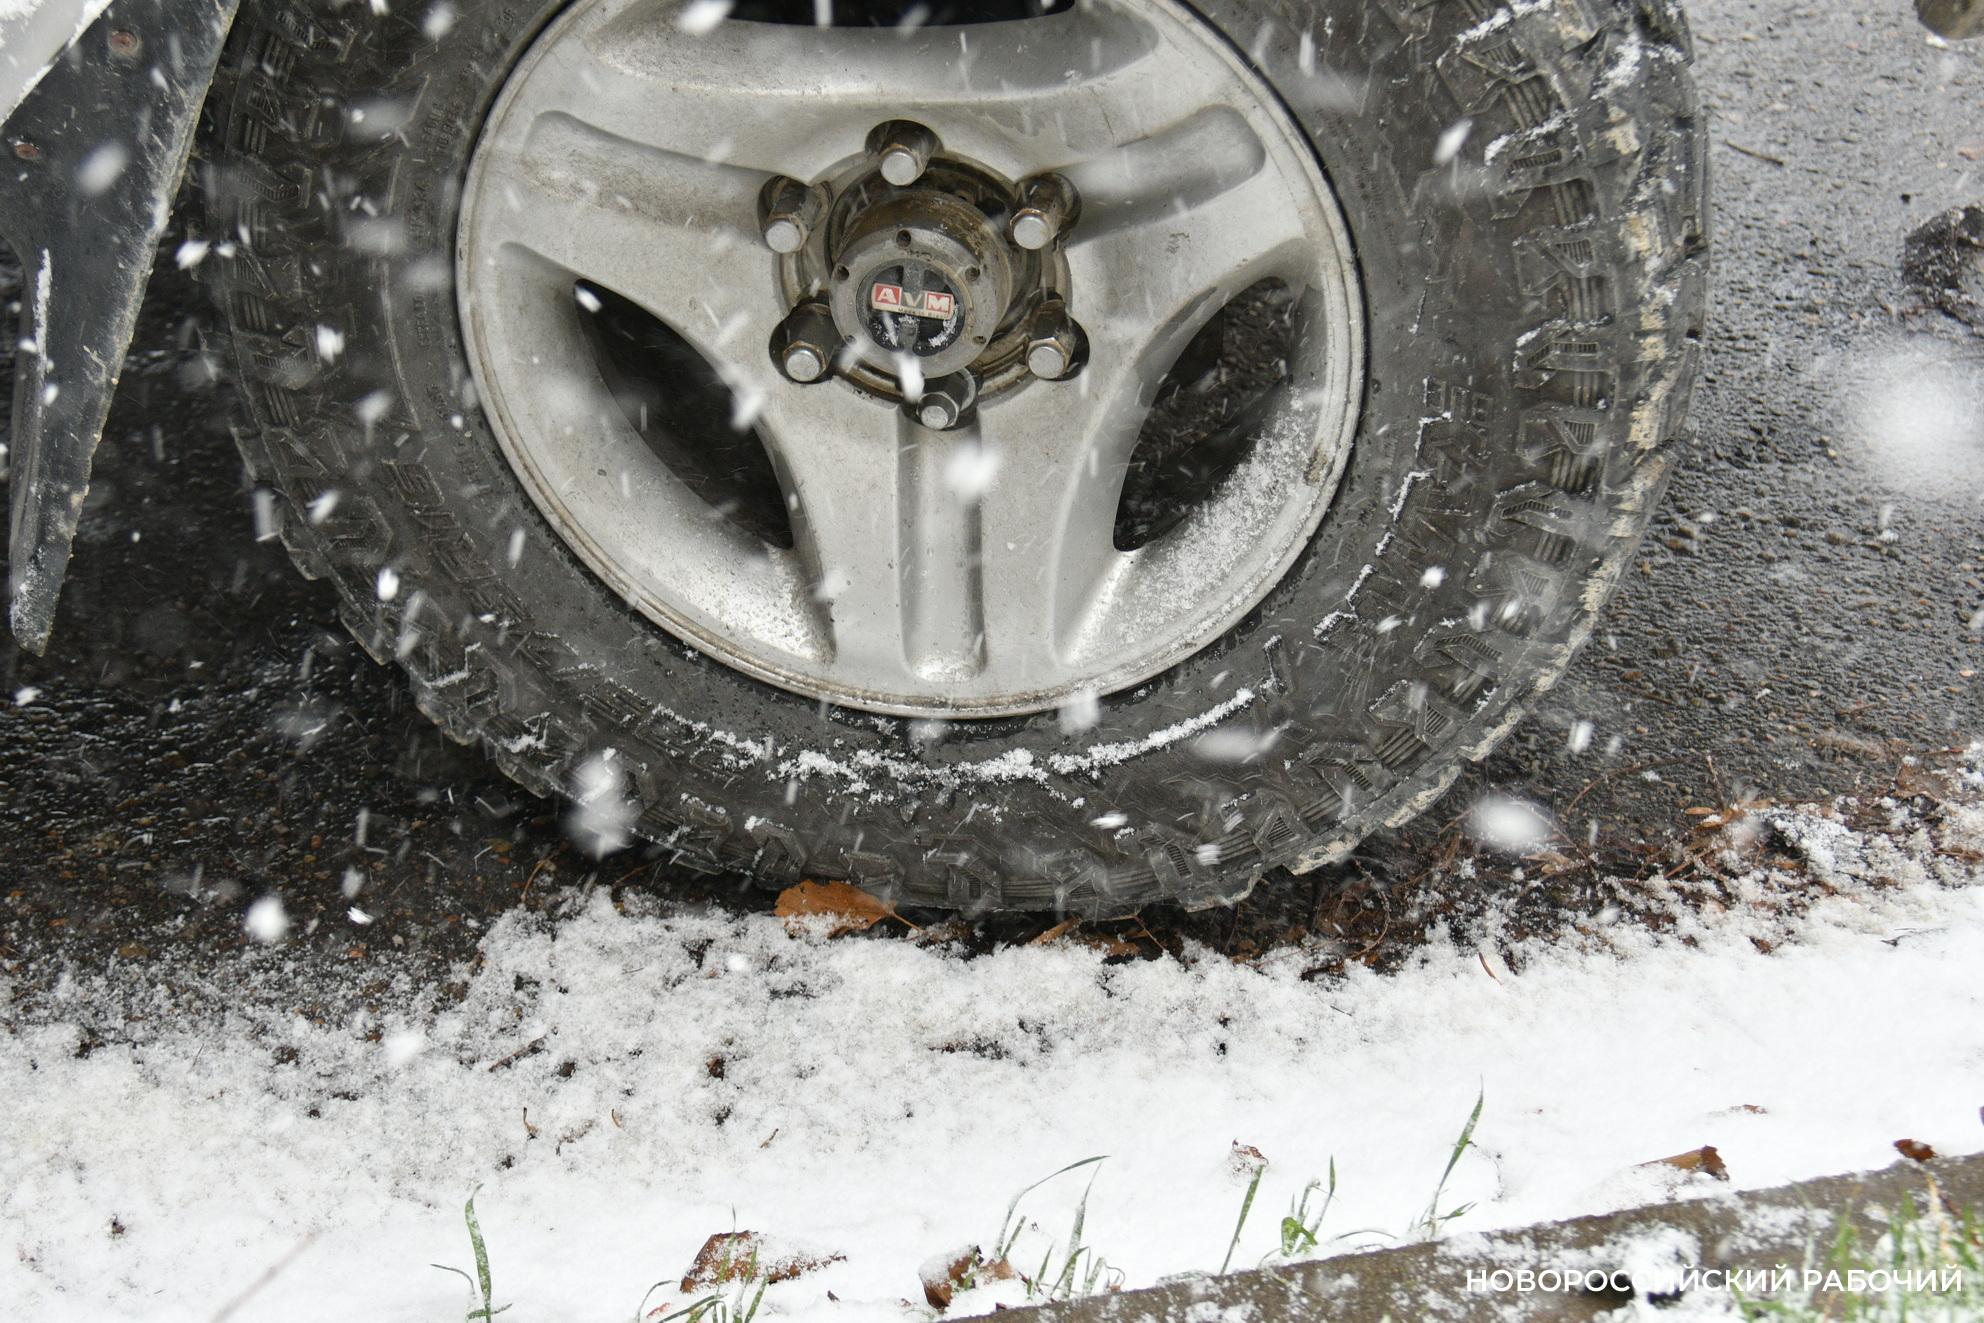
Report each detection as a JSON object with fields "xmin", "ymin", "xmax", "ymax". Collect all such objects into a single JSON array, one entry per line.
[
  {"xmin": 868, "ymin": 120, "xmax": 938, "ymax": 187},
  {"xmin": 1010, "ymin": 174, "xmax": 1079, "ymax": 251},
  {"xmin": 909, "ymin": 370, "xmax": 978, "ymax": 430},
  {"xmin": 771, "ymin": 301, "xmax": 841, "ymax": 385},
  {"xmin": 758, "ymin": 176, "xmax": 825, "ymax": 254},
  {"xmin": 1025, "ymin": 301, "xmax": 1087, "ymax": 382}
]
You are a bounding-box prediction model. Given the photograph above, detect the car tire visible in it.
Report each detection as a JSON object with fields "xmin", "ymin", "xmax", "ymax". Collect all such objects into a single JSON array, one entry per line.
[{"xmin": 202, "ymin": 0, "xmax": 1708, "ymax": 913}]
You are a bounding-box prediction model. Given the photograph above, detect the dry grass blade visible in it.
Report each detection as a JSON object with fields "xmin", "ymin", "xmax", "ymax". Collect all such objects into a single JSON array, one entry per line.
[{"xmin": 1029, "ymin": 918, "xmax": 1080, "ymax": 946}]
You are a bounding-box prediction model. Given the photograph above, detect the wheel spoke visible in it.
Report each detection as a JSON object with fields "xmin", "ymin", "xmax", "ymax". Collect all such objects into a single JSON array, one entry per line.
[
  {"xmin": 462, "ymin": 250, "xmax": 831, "ymax": 667},
  {"xmin": 758, "ymin": 385, "xmax": 1127, "ymax": 698},
  {"xmin": 1060, "ymin": 104, "xmax": 1275, "ymax": 239},
  {"xmin": 510, "ymin": 1, "xmax": 1165, "ymax": 178},
  {"xmin": 463, "ymin": 108, "xmax": 777, "ymax": 354},
  {"xmin": 961, "ymin": 367, "xmax": 1139, "ymax": 683},
  {"xmin": 752, "ymin": 387, "xmax": 920, "ymax": 684},
  {"xmin": 1065, "ymin": 133, "xmax": 1318, "ymax": 358},
  {"xmin": 989, "ymin": 152, "xmax": 1329, "ymax": 669}
]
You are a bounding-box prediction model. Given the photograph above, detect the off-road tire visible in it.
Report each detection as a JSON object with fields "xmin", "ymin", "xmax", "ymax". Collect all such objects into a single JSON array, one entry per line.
[{"xmin": 202, "ymin": 0, "xmax": 1708, "ymax": 914}]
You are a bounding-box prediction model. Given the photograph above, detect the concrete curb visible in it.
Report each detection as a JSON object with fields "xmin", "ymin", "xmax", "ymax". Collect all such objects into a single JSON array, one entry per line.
[{"xmin": 1012, "ymin": 1154, "xmax": 1984, "ymax": 1321}]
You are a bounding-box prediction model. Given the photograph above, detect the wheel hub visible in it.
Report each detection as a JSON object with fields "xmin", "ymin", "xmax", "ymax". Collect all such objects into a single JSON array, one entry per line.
[{"xmin": 764, "ymin": 130, "xmax": 1081, "ymax": 423}]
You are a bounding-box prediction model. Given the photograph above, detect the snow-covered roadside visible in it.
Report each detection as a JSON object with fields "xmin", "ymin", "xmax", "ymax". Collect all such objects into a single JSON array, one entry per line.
[{"xmin": 4, "ymin": 755, "xmax": 1982, "ymax": 1322}]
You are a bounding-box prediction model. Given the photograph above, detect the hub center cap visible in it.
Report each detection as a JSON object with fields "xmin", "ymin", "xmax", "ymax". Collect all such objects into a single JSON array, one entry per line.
[{"xmin": 826, "ymin": 190, "xmax": 1015, "ymax": 380}]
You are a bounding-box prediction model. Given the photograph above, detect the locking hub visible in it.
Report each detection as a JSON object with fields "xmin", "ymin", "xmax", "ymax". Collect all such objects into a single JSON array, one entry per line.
[
  {"xmin": 765, "ymin": 126, "xmax": 1084, "ymax": 420},
  {"xmin": 827, "ymin": 188, "xmax": 1016, "ymax": 381}
]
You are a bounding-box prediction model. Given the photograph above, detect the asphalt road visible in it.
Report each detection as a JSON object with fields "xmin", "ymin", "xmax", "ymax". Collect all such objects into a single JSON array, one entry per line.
[{"xmin": 1, "ymin": 0, "xmax": 1980, "ymax": 985}]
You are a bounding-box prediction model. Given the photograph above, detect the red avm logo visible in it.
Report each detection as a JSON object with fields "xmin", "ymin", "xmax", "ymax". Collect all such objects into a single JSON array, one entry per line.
[{"xmin": 870, "ymin": 282, "xmax": 955, "ymax": 319}]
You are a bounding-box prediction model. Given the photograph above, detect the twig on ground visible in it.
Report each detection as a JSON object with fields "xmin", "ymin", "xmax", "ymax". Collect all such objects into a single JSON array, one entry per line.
[{"xmin": 1724, "ymin": 141, "xmax": 1787, "ymax": 167}]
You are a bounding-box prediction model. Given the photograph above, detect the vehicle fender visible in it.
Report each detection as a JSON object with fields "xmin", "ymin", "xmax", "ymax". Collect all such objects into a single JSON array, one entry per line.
[
  {"xmin": 2, "ymin": 0, "xmax": 239, "ymax": 652},
  {"xmin": 0, "ymin": 0, "xmax": 111, "ymax": 128}
]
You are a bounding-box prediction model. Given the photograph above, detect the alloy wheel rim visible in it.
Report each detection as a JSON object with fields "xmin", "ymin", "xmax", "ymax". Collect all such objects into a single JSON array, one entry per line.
[{"xmin": 457, "ymin": 0, "xmax": 1365, "ymax": 718}]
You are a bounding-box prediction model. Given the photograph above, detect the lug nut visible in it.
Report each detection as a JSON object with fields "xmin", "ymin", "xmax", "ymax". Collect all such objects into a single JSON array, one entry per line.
[
  {"xmin": 868, "ymin": 120, "xmax": 939, "ymax": 187},
  {"xmin": 1025, "ymin": 301, "xmax": 1087, "ymax": 382},
  {"xmin": 1010, "ymin": 174, "xmax": 1079, "ymax": 251},
  {"xmin": 783, "ymin": 343, "xmax": 827, "ymax": 383},
  {"xmin": 909, "ymin": 370, "xmax": 979, "ymax": 431},
  {"xmin": 770, "ymin": 301, "xmax": 841, "ymax": 385},
  {"xmin": 758, "ymin": 176, "xmax": 826, "ymax": 254}
]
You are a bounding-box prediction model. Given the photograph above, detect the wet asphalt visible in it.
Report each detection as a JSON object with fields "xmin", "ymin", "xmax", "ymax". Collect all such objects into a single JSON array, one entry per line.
[{"xmin": 0, "ymin": 0, "xmax": 1980, "ymax": 988}]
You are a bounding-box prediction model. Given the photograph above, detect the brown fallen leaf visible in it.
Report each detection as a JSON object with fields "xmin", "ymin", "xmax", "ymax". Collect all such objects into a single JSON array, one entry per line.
[
  {"xmin": 920, "ymin": 1245, "xmax": 980, "ymax": 1310},
  {"xmin": 774, "ymin": 880, "xmax": 910, "ymax": 938},
  {"xmin": 1229, "ymin": 1141, "xmax": 1269, "ymax": 1175},
  {"xmin": 1895, "ymin": 1138, "xmax": 1938, "ymax": 1163},
  {"xmin": 680, "ymin": 1230, "xmax": 844, "ymax": 1291},
  {"xmin": 1533, "ymin": 849, "xmax": 1582, "ymax": 877},
  {"xmin": 1645, "ymin": 1145, "xmax": 1728, "ymax": 1181}
]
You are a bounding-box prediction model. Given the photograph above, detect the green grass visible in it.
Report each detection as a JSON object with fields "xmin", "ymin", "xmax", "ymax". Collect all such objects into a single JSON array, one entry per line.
[
  {"xmin": 1410, "ymin": 1088, "xmax": 1485, "ymax": 1242},
  {"xmin": 1267, "ymin": 1161, "xmax": 1337, "ymax": 1264},
  {"xmin": 1734, "ymin": 1185, "xmax": 1984, "ymax": 1322},
  {"xmin": 432, "ymin": 1188, "xmax": 510, "ymax": 1321},
  {"xmin": 991, "ymin": 1154, "xmax": 1123, "ymax": 1302},
  {"xmin": 1220, "ymin": 1157, "xmax": 1267, "ymax": 1276},
  {"xmin": 1246, "ymin": 1090, "xmax": 1485, "ymax": 1270}
]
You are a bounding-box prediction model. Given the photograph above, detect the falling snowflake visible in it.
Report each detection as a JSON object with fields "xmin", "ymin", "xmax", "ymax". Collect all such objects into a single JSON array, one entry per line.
[
  {"xmin": 568, "ymin": 750, "xmax": 637, "ymax": 857},
  {"xmin": 676, "ymin": 0, "xmax": 733, "ymax": 36},
  {"xmin": 945, "ymin": 443, "xmax": 1001, "ymax": 498},
  {"xmin": 1434, "ymin": 118, "xmax": 1474, "ymax": 166},
  {"xmin": 1057, "ymin": 690, "xmax": 1101, "ymax": 735},
  {"xmin": 243, "ymin": 896, "xmax": 290, "ymax": 944},
  {"xmin": 1466, "ymin": 796, "xmax": 1554, "ymax": 855}
]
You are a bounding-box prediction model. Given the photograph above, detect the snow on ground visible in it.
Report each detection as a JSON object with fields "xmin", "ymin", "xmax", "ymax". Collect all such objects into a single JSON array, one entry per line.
[{"xmin": 4, "ymin": 752, "xmax": 1982, "ymax": 1322}]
